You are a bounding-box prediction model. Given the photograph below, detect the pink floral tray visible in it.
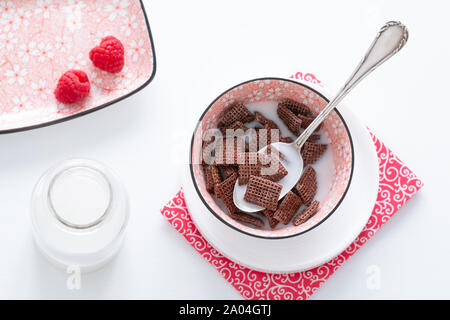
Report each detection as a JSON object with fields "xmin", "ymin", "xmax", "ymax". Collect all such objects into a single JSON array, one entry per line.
[{"xmin": 0, "ymin": 0, "xmax": 156, "ymax": 134}]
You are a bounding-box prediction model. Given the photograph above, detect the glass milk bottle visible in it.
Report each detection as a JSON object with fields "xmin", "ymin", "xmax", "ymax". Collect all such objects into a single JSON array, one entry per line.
[{"xmin": 31, "ymin": 159, "xmax": 129, "ymax": 272}]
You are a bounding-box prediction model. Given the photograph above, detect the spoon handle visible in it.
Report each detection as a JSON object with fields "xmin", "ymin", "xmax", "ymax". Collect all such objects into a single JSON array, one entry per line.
[{"xmin": 294, "ymin": 21, "xmax": 409, "ymax": 150}]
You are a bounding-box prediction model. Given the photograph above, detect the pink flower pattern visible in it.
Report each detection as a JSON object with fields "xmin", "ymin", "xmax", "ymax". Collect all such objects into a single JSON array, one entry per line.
[{"xmin": 0, "ymin": 0, "xmax": 154, "ymax": 132}]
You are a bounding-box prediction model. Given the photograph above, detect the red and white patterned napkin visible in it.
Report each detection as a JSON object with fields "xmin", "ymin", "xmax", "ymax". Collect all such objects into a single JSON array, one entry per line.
[{"xmin": 160, "ymin": 73, "xmax": 423, "ymax": 300}]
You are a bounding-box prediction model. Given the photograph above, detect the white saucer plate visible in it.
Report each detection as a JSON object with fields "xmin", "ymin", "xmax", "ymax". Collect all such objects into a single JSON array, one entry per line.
[{"xmin": 183, "ymin": 104, "xmax": 379, "ymax": 274}]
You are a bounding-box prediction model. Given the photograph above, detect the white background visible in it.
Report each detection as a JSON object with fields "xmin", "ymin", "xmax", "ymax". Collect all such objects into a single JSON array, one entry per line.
[{"xmin": 0, "ymin": 0, "xmax": 449, "ymax": 299}]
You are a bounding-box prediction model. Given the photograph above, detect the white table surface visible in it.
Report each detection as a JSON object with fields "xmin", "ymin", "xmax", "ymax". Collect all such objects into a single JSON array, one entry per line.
[{"xmin": 0, "ymin": 0, "xmax": 448, "ymax": 299}]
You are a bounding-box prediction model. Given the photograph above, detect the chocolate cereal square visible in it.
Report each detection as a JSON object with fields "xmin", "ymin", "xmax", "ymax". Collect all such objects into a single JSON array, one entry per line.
[
  {"xmin": 298, "ymin": 113, "xmax": 315, "ymax": 128},
  {"xmin": 238, "ymin": 157, "xmax": 262, "ymax": 186},
  {"xmin": 231, "ymin": 212, "xmax": 265, "ymax": 228},
  {"xmin": 237, "ymin": 152, "xmax": 271, "ymax": 185},
  {"xmin": 210, "ymin": 165, "xmax": 223, "ymax": 197},
  {"xmin": 298, "ymin": 113, "xmax": 322, "ymax": 131},
  {"xmin": 253, "ymin": 125, "xmax": 283, "ymax": 150},
  {"xmin": 220, "ymin": 102, "xmax": 255, "ymax": 127},
  {"xmin": 262, "ymin": 209, "xmax": 279, "ymax": 229},
  {"xmin": 273, "ymin": 191, "xmax": 303, "ymax": 225},
  {"xmin": 221, "ymin": 121, "xmax": 248, "ymax": 136},
  {"xmin": 216, "ymin": 173, "xmax": 238, "ymax": 214},
  {"xmin": 244, "ymin": 176, "xmax": 282, "ymax": 211},
  {"xmin": 214, "ymin": 137, "xmax": 246, "ymax": 166},
  {"xmin": 307, "ymin": 133, "xmax": 321, "ymax": 143},
  {"xmin": 279, "ymin": 98, "xmax": 311, "ymax": 117},
  {"xmin": 294, "ymin": 166, "xmax": 317, "ymax": 205},
  {"xmin": 261, "ymin": 154, "xmax": 288, "ymax": 182},
  {"xmin": 280, "ymin": 136, "xmax": 294, "ymax": 143},
  {"xmin": 222, "ymin": 166, "xmax": 237, "ymax": 179},
  {"xmin": 202, "ymin": 141, "xmax": 215, "ymax": 165},
  {"xmin": 255, "ymin": 111, "xmax": 279, "ymax": 130},
  {"xmin": 203, "ymin": 166, "xmax": 215, "ymax": 193},
  {"xmin": 293, "ymin": 201, "xmax": 320, "ymax": 226},
  {"xmin": 277, "ymin": 104, "xmax": 302, "ymax": 136},
  {"xmin": 302, "ymin": 142, "xmax": 327, "ymax": 165}
]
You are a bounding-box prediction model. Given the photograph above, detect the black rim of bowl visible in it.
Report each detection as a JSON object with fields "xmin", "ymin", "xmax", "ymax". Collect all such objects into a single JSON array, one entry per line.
[
  {"xmin": 189, "ymin": 77, "xmax": 355, "ymax": 240},
  {"xmin": 0, "ymin": 0, "xmax": 156, "ymax": 135}
]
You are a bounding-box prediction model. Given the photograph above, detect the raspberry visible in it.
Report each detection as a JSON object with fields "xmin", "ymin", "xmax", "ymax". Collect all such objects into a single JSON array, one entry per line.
[
  {"xmin": 54, "ymin": 70, "xmax": 91, "ymax": 104},
  {"xmin": 89, "ymin": 36, "xmax": 125, "ymax": 73}
]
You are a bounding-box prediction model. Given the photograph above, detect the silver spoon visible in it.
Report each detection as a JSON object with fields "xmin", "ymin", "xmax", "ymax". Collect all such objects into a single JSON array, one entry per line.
[{"xmin": 234, "ymin": 21, "xmax": 409, "ymax": 213}]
